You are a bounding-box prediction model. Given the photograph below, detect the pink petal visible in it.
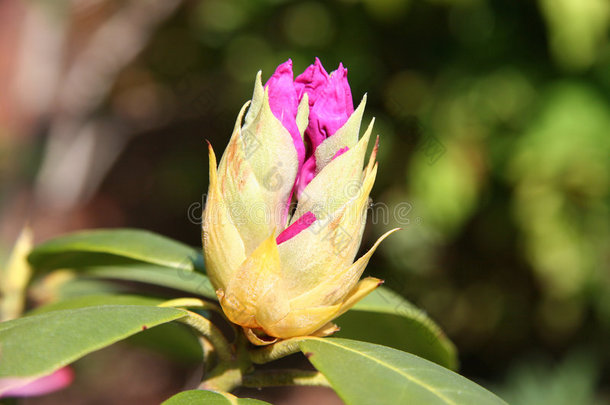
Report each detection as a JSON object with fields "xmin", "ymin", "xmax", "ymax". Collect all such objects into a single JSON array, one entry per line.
[
  {"xmin": 337, "ymin": 63, "xmax": 355, "ymax": 116},
  {"xmin": 276, "ymin": 211, "xmax": 317, "ymax": 244},
  {"xmin": 295, "ymin": 146, "xmax": 350, "ymax": 198},
  {"xmin": 265, "ymin": 59, "xmax": 305, "ymax": 168},
  {"xmin": 307, "ymin": 63, "xmax": 354, "ymax": 150},
  {"xmin": 0, "ymin": 367, "xmax": 74, "ymax": 398},
  {"xmin": 265, "ymin": 59, "xmax": 354, "ymax": 202},
  {"xmin": 295, "ymin": 156, "xmax": 317, "ymax": 198},
  {"xmin": 332, "ymin": 146, "xmax": 349, "ymax": 160},
  {"xmin": 295, "ymin": 57, "xmax": 329, "ymax": 106},
  {"xmin": 292, "ymin": 59, "xmax": 355, "ymax": 197}
]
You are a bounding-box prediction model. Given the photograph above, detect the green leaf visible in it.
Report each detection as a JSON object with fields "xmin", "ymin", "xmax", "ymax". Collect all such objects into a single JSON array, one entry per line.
[
  {"xmin": 29, "ymin": 274, "xmax": 136, "ymax": 303},
  {"xmin": 26, "ymin": 295, "xmax": 203, "ymax": 364},
  {"xmin": 28, "ymin": 228, "xmax": 204, "ymax": 272},
  {"xmin": 80, "ymin": 264, "xmax": 216, "ymax": 299},
  {"xmin": 27, "ymin": 229, "xmax": 215, "ymax": 299},
  {"xmin": 29, "ymin": 265, "xmax": 215, "ymax": 302},
  {"xmin": 0, "ymin": 305, "xmax": 186, "ymax": 380},
  {"xmin": 299, "ymin": 338, "xmax": 507, "ymax": 405},
  {"xmin": 162, "ymin": 390, "xmax": 270, "ymax": 404},
  {"xmin": 25, "ymin": 294, "xmax": 164, "ymax": 316},
  {"xmin": 337, "ymin": 287, "xmax": 457, "ymax": 369},
  {"xmin": 128, "ymin": 322, "xmax": 203, "ymax": 364}
]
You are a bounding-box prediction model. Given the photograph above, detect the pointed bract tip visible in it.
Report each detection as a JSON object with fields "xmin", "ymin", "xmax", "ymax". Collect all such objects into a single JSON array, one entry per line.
[{"xmin": 206, "ymin": 141, "xmax": 215, "ymax": 156}]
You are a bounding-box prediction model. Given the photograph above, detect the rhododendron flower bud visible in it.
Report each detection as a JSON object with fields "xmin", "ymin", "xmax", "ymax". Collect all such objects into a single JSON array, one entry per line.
[{"xmin": 203, "ymin": 58, "xmax": 397, "ymax": 344}]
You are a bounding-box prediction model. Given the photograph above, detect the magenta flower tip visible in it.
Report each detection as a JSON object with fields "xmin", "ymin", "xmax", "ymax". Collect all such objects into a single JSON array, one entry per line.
[
  {"xmin": 261, "ymin": 58, "xmax": 356, "ymax": 196},
  {"xmin": 276, "ymin": 211, "xmax": 317, "ymax": 244},
  {"xmin": 264, "ymin": 59, "xmax": 305, "ymax": 168},
  {"xmin": 295, "ymin": 57, "xmax": 330, "ymax": 104}
]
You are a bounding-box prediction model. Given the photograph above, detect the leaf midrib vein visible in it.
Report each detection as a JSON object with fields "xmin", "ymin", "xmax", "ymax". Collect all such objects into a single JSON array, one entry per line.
[{"xmin": 320, "ymin": 339, "xmax": 458, "ymax": 405}]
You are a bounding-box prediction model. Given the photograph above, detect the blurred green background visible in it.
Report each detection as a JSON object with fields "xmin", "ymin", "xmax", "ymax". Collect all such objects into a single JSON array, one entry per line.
[{"xmin": 0, "ymin": 0, "xmax": 608, "ymax": 403}]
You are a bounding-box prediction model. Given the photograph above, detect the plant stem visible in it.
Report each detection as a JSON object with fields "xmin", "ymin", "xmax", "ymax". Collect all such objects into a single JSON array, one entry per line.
[
  {"xmin": 160, "ymin": 297, "xmax": 238, "ymax": 335},
  {"xmin": 175, "ymin": 309, "xmax": 324, "ymax": 392},
  {"xmin": 198, "ymin": 332, "xmax": 252, "ymax": 392},
  {"xmin": 249, "ymin": 337, "xmax": 307, "ymax": 364},
  {"xmin": 159, "ymin": 297, "xmax": 222, "ymax": 313},
  {"xmin": 198, "ymin": 336, "xmax": 216, "ymax": 372},
  {"xmin": 178, "ymin": 310, "xmax": 233, "ymax": 363},
  {"xmin": 242, "ymin": 369, "xmax": 331, "ymax": 388},
  {"xmin": 198, "ymin": 362, "xmax": 245, "ymax": 392}
]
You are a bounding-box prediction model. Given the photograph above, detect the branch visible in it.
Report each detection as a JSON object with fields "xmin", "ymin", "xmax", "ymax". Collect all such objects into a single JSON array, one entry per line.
[
  {"xmin": 249, "ymin": 337, "xmax": 307, "ymax": 364},
  {"xmin": 242, "ymin": 369, "xmax": 331, "ymax": 388},
  {"xmin": 177, "ymin": 310, "xmax": 233, "ymax": 363},
  {"xmin": 159, "ymin": 297, "xmax": 222, "ymax": 313}
]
